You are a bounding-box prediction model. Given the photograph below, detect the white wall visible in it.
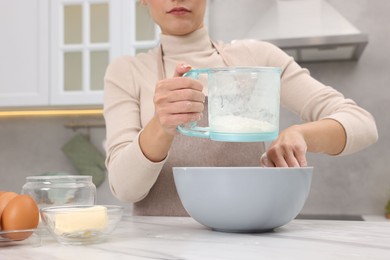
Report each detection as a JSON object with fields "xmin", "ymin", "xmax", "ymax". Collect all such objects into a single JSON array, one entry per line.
[{"xmin": 0, "ymin": 116, "xmax": 129, "ymax": 209}]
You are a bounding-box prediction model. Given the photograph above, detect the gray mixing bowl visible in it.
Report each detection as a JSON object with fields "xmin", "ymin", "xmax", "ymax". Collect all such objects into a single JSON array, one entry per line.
[{"xmin": 173, "ymin": 167, "xmax": 313, "ymax": 233}]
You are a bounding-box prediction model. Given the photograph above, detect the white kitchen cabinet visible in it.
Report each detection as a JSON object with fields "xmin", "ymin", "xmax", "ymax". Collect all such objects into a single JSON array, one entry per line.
[
  {"xmin": 0, "ymin": 0, "xmax": 49, "ymax": 107},
  {"xmin": 0, "ymin": 0, "xmax": 159, "ymax": 108},
  {"xmin": 50, "ymin": 0, "xmax": 118, "ymax": 106}
]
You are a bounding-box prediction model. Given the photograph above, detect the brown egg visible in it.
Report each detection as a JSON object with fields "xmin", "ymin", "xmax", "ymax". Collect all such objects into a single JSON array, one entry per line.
[
  {"xmin": 1, "ymin": 194, "xmax": 39, "ymax": 240},
  {"xmin": 0, "ymin": 191, "xmax": 18, "ymax": 224}
]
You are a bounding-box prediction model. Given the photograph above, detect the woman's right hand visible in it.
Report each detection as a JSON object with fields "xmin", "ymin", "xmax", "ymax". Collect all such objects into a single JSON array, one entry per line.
[{"xmin": 153, "ymin": 63, "xmax": 206, "ymax": 136}]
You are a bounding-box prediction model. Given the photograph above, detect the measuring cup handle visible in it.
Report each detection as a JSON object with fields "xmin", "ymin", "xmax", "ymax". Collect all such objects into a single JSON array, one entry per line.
[
  {"xmin": 176, "ymin": 69, "xmax": 210, "ymax": 139},
  {"xmin": 177, "ymin": 124, "xmax": 210, "ymax": 138},
  {"xmin": 182, "ymin": 68, "xmax": 209, "ymax": 79}
]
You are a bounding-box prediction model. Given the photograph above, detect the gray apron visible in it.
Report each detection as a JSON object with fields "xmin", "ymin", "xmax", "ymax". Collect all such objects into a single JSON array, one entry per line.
[{"xmin": 134, "ymin": 42, "xmax": 266, "ymax": 216}]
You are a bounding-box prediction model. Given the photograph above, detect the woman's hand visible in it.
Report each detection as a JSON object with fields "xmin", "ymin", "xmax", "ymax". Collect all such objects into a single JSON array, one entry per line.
[
  {"xmin": 260, "ymin": 119, "xmax": 347, "ymax": 167},
  {"xmin": 139, "ymin": 63, "xmax": 205, "ymax": 162},
  {"xmin": 153, "ymin": 63, "xmax": 206, "ymax": 136},
  {"xmin": 260, "ymin": 125, "xmax": 308, "ymax": 167}
]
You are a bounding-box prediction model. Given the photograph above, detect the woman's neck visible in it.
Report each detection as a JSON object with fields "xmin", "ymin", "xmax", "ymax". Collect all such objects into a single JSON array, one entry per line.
[
  {"xmin": 160, "ymin": 27, "xmax": 212, "ymax": 56},
  {"xmin": 158, "ymin": 27, "xmax": 226, "ymax": 79}
]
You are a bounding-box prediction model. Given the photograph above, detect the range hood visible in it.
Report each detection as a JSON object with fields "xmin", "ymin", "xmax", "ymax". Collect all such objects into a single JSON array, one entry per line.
[{"xmin": 245, "ymin": 0, "xmax": 368, "ymax": 62}]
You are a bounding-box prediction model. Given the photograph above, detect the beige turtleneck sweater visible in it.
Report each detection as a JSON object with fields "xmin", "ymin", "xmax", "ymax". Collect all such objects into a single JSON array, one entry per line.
[{"xmin": 103, "ymin": 27, "xmax": 378, "ymax": 216}]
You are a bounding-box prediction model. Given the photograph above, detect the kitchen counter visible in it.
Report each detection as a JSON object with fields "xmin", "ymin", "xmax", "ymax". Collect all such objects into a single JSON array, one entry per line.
[{"xmin": 2, "ymin": 215, "xmax": 390, "ymax": 260}]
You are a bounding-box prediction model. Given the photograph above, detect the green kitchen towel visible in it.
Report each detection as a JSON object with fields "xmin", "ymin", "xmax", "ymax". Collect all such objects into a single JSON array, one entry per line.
[{"xmin": 62, "ymin": 133, "xmax": 106, "ymax": 187}]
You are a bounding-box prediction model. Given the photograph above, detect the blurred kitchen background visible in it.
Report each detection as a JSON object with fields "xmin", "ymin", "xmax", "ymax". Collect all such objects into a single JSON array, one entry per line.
[{"xmin": 0, "ymin": 0, "xmax": 389, "ymax": 216}]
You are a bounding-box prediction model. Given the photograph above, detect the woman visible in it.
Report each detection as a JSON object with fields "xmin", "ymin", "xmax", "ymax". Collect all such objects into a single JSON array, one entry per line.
[{"xmin": 103, "ymin": 0, "xmax": 378, "ymax": 216}]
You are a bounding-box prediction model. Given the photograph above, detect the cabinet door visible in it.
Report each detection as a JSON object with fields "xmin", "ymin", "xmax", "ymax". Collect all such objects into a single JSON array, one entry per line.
[
  {"xmin": 0, "ymin": 0, "xmax": 49, "ymax": 107},
  {"xmin": 50, "ymin": 0, "xmax": 160, "ymax": 107},
  {"xmin": 50, "ymin": 0, "xmax": 121, "ymax": 106},
  {"xmin": 121, "ymin": 0, "xmax": 161, "ymax": 55}
]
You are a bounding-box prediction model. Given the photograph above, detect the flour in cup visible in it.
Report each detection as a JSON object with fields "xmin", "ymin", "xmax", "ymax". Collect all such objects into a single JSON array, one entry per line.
[{"xmin": 210, "ymin": 115, "xmax": 275, "ymax": 133}]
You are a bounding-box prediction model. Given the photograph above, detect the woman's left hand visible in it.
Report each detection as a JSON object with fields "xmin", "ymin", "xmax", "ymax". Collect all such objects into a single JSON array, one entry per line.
[{"xmin": 260, "ymin": 125, "xmax": 308, "ymax": 167}]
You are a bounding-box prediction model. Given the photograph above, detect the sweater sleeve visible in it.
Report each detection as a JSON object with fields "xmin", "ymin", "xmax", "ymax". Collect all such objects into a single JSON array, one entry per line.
[
  {"xmin": 234, "ymin": 40, "xmax": 378, "ymax": 155},
  {"xmin": 103, "ymin": 56, "xmax": 166, "ymax": 202}
]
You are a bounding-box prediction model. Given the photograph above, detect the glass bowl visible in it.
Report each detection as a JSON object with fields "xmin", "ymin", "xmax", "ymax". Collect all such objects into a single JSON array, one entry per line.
[
  {"xmin": 21, "ymin": 175, "xmax": 97, "ymax": 209},
  {"xmin": 0, "ymin": 229, "xmax": 41, "ymax": 247},
  {"xmin": 40, "ymin": 205, "xmax": 123, "ymax": 245},
  {"xmin": 21, "ymin": 175, "xmax": 97, "ymax": 236}
]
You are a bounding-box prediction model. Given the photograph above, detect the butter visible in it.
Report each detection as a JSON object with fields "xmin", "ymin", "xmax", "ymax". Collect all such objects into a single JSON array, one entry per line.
[{"xmin": 54, "ymin": 206, "xmax": 108, "ymax": 234}]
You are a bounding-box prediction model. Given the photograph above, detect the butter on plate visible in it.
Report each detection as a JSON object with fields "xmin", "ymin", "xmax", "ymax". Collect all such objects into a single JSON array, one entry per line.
[{"xmin": 54, "ymin": 205, "xmax": 108, "ymax": 234}]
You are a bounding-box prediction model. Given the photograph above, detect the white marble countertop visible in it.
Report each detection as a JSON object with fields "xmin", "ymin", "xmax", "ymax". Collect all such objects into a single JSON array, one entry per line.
[{"xmin": 2, "ymin": 215, "xmax": 390, "ymax": 260}]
